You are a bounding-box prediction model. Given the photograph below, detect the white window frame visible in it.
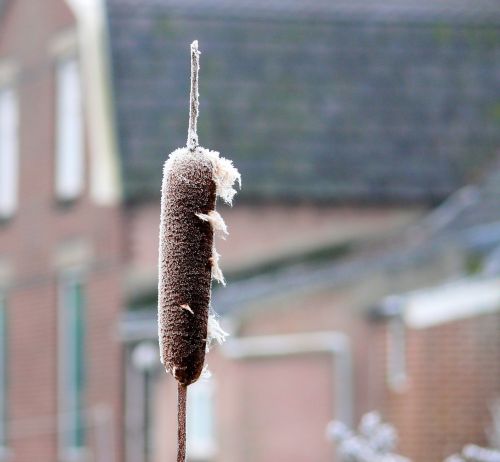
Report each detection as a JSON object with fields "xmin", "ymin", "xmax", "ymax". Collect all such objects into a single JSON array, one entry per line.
[
  {"xmin": 55, "ymin": 56, "xmax": 84, "ymax": 202},
  {"xmin": 0, "ymin": 85, "xmax": 19, "ymax": 219},
  {"xmin": 58, "ymin": 271, "xmax": 87, "ymax": 461},
  {"xmin": 186, "ymin": 379, "xmax": 217, "ymax": 460},
  {"xmin": 387, "ymin": 316, "xmax": 408, "ymax": 391}
]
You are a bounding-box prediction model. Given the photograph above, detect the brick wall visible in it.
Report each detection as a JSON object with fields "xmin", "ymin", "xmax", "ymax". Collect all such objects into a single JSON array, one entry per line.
[
  {"xmin": 384, "ymin": 311, "xmax": 500, "ymax": 462},
  {"xmin": 0, "ymin": 1, "xmax": 124, "ymax": 461}
]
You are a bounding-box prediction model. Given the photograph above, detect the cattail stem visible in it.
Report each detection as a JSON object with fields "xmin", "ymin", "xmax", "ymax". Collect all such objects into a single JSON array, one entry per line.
[
  {"xmin": 187, "ymin": 40, "xmax": 200, "ymax": 151},
  {"xmin": 177, "ymin": 383, "xmax": 187, "ymax": 462}
]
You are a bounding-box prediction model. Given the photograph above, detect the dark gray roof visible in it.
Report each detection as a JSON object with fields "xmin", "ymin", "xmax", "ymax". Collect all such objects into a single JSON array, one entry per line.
[{"xmin": 106, "ymin": 0, "xmax": 500, "ymax": 203}]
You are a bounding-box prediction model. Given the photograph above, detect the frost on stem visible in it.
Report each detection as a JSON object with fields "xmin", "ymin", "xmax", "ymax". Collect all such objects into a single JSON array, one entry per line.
[
  {"xmin": 187, "ymin": 40, "xmax": 200, "ymax": 151},
  {"xmin": 206, "ymin": 311, "xmax": 229, "ymax": 351},
  {"xmin": 446, "ymin": 446, "xmax": 500, "ymax": 462},
  {"xmin": 444, "ymin": 400, "xmax": 500, "ymax": 462},
  {"xmin": 196, "ymin": 210, "xmax": 228, "ymax": 237},
  {"xmin": 462, "ymin": 445, "xmax": 500, "ymax": 462},
  {"xmin": 210, "ymin": 245, "xmax": 225, "ymax": 285},
  {"xmin": 204, "ymin": 149, "xmax": 241, "ymax": 205},
  {"xmin": 328, "ymin": 411, "xmax": 500, "ymax": 462},
  {"xmin": 201, "ymin": 312, "xmax": 229, "ymax": 378},
  {"xmin": 327, "ymin": 412, "xmax": 410, "ymax": 462}
]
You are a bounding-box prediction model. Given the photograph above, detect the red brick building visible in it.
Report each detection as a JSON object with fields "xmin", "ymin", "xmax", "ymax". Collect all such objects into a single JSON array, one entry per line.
[
  {"xmin": 0, "ymin": 0, "xmax": 124, "ymax": 461},
  {"xmin": 1, "ymin": 1, "xmax": 500, "ymax": 462}
]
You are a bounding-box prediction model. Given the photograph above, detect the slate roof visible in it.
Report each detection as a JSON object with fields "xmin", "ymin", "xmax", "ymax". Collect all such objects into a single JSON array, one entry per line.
[{"xmin": 105, "ymin": 0, "xmax": 500, "ymax": 203}]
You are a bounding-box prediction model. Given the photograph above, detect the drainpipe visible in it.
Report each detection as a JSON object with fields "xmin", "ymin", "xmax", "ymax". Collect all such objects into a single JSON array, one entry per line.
[
  {"xmin": 223, "ymin": 331, "xmax": 353, "ymax": 426},
  {"xmin": 129, "ymin": 341, "xmax": 159, "ymax": 462}
]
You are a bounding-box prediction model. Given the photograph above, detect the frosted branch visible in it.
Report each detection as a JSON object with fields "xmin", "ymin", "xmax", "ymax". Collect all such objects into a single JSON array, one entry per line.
[
  {"xmin": 187, "ymin": 40, "xmax": 200, "ymax": 151},
  {"xmin": 327, "ymin": 412, "xmax": 411, "ymax": 462}
]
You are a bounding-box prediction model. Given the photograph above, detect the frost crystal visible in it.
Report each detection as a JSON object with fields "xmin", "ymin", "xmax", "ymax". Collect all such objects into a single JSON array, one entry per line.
[
  {"xmin": 444, "ymin": 400, "xmax": 500, "ymax": 462},
  {"xmin": 210, "ymin": 245, "xmax": 225, "ymax": 285},
  {"xmin": 206, "ymin": 312, "xmax": 229, "ymax": 352},
  {"xmin": 447, "ymin": 445, "xmax": 500, "ymax": 462},
  {"xmin": 196, "ymin": 210, "xmax": 228, "ymax": 237},
  {"xmin": 327, "ymin": 412, "xmax": 410, "ymax": 462},
  {"xmin": 200, "ymin": 364, "xmax": 212, "ymax": 380},
  {"xmin": 204, "ymin": 149, "xmax": 241, "ymax": 205}
]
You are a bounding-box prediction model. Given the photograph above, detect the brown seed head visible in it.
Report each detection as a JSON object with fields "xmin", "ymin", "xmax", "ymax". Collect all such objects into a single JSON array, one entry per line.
[{"xmin": 158, "ymin": 147, "xmax": 216, "ymax": 385}]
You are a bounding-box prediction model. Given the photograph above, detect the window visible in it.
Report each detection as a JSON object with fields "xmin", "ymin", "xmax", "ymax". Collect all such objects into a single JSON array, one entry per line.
[
  {"xmin": 0, "ymin": 294, "xmax": 7, "ymax": 454},
  {"xmin": 55, "ymin": 57, "xmax": 84, "ymax": 201},
  {"xmin": 387, "ymin": 317, "xmax": 407, "ymax": 391},
  {"xmin": 0, "ymin": 87, "xmax": 19, "ymax": 219},
  {"xmin": 58, "ymin": 274, "xmax": 86, "ymax": 458},
  {"xmin": 186, "ymin": 379, "xmax": 216, "ymax": 460}
]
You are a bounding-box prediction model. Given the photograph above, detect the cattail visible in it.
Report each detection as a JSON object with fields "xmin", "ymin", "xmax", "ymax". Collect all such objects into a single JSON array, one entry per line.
[{"xmin": 158, "ymin": 41, "xmax": 240, "ymax": 462}]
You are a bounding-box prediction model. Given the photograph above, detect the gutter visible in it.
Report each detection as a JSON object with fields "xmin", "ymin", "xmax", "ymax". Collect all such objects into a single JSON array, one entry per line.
[
  {"xmin": 375, "ymin": 276, "xmax": 500, "ymax": 329},
  {"xmin": 222, "ymin": 331, "xmax": 353, "ymax": 426}
]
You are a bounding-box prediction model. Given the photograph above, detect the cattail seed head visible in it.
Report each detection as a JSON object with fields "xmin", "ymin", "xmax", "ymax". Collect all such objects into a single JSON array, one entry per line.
[
  {"xmin": 158, "ymin": 147, "xmax": 216, "ymax": 386},
  {"xmin": 158, "ymin": 146, "xmax": 240, "ymax": 387}
]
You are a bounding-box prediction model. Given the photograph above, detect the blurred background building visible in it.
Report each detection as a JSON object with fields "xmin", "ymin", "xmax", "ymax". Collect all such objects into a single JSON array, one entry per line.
[{"xmin": 0, "ymin": 0, "xmax": 499, "ymax": 461}]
